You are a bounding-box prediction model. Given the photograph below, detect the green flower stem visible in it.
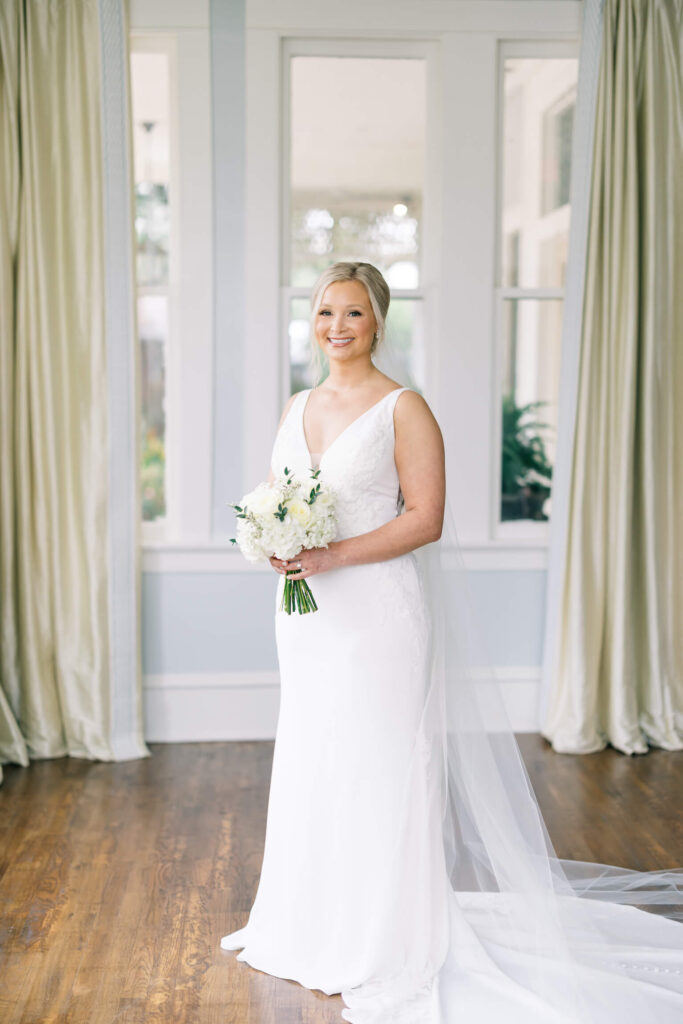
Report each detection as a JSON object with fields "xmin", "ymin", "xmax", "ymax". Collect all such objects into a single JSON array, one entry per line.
[{"xmin": 280, "ymin": 569, "xmax": 318, "ymax": 615}]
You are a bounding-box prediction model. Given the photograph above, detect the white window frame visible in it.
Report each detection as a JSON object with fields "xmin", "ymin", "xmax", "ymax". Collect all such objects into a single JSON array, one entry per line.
[
  {"xmin": 243, "ymin": 33, "xmax": 443, "ymax": 487},
  {"xmin": 131, "ymin": 25, "xmax": 214, "ymax": 549},
  {"xmin": 243, "ymin": 4, "xmax": 581, "ymax": 571},
  {"xmin": 132, "ymin": 0, "xmax": 582, "ymax": 574},
  {"xmin": 493, "ymin": 40, "xmax": 580, "ymax": 545},
  {"xmin": 279, "ymin": 38, "xmax": 440, "ymax": 404},
  {"xmin": 130, "ymin": 34, "xmax": 175, "ymax": 545}
]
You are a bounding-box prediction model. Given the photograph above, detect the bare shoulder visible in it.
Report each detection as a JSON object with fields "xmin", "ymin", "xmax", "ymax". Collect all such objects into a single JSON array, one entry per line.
[
  {"xmin": 393, "ymin": 389, "xmax": 444, "ymax": 468},
  {"xmin": 394, "ymin": 388, "xmax": 441, "ymax": 433}
]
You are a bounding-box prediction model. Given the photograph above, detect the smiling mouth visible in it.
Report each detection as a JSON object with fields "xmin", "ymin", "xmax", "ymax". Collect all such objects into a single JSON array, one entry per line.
[{"xmin": 328, "ymin": 337, "xmax": 353, "ymax": 346}]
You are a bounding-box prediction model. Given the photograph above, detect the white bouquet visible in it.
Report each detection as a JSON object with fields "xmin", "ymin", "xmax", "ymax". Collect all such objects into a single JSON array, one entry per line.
[{"xmin": 228, "ymin": 466, "xmax": 337, "ymax": 615}]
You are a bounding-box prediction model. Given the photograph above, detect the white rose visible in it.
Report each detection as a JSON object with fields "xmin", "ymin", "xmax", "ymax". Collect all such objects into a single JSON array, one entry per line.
[
  {"xmin": 244, "ymin": 483, "xmax": 281, "ymax": 517},
  {"xmin": 288, "ymin": 498, "xmax": 313, "ymax": 527},
  {"xmin": 313, "ymin": 489, "xmax": 335, "ymax": 513}
]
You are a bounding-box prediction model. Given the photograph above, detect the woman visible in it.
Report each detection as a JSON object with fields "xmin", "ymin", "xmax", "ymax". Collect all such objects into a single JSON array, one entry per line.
[{"xmin": 222, "ymin": 262, "xmax": 683, "ymax": 1023}]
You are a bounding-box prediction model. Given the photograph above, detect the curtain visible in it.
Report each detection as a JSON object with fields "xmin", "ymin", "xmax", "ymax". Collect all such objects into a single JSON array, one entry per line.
[
  {"xmin": 0, "ymin": 0, "xmax": 148, "ymax": 783},
  {"xmin": 542, "ymin": 0, "xmax": 683, "ymax": 755}
]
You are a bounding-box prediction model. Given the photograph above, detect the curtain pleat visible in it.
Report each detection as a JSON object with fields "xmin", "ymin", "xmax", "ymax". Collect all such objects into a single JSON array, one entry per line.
[
  {"xmin": 543, "ymin": 0, "xmax": 683, "ymax": 754},
  {"xmin": 0, "ymin": 0, "xmax": 27, "ymax": 781},
  {"xmin": 0, "ymin": 0, "xmax": 148, "ymax": 781}
]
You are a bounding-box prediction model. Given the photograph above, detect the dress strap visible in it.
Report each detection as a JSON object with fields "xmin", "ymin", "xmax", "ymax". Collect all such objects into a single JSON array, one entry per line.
[
  {"xmin": 386, "ymin": 386, "xmax": 412, "ymax": 412},
  {"xmin": 282, "ymin": 388, "xmax": 311, "ymax": 430}
]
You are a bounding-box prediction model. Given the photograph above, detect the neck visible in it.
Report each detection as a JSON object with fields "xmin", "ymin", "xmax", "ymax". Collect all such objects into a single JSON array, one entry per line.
[{"xmin": 323, "ymin": 356, "xmax": 380, "ymax": 392}]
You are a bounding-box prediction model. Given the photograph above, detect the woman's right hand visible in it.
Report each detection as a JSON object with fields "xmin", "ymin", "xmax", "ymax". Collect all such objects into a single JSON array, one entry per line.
[{"xmin": 269, "ymin": 555, "xmax": 287, "ymax": 575}]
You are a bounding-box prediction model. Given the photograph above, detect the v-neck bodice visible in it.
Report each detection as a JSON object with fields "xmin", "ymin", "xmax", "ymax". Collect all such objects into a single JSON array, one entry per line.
[
  {"xmin": 301, "ymin": 387, "xmax": 407, "ymax": 468},
  {"xmin": 270, "ymin": 387, "xmax": 411, "ymax": 541}
]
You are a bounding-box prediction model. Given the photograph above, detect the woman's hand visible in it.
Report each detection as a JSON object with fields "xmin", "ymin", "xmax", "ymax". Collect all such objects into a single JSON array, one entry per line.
[{"xmin": 269, "ymin": 545, "xmax": 338, "ymax": 580}]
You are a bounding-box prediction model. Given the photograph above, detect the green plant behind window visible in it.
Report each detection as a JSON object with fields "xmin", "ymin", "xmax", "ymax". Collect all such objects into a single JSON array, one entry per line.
[
  {"xmin": 501, "ymin": 394, "xmax": 554, "ymax": 521},
  {"xmin": 142, "ymin": 427, "xmax": 166, "ymax": 521}
]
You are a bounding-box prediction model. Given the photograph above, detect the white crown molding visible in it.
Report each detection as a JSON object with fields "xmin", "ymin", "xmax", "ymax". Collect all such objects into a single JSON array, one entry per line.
[{"xmin": 245, "ymin": 1, "xmax": 582, "ymax": 36}]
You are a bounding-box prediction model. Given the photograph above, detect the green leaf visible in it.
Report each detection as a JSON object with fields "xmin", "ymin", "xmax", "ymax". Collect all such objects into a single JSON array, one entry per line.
[{"xmin": 501, "ymin": 392, "xmax": 554, "ymax": 495}]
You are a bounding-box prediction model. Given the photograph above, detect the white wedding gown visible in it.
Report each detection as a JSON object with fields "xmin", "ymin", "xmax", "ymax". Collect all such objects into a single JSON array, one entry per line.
[{"xmin": 221, "ymin": 387, "xmax": 683, "ymax": 1023}]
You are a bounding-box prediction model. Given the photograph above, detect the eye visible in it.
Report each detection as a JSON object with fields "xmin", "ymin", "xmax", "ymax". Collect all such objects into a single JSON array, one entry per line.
[
  {"xmin": 348, "ymin": 310, "xmax": 362, "ymax": 317},
  {"xmin": 318, "ymin": 309, "xmax": 332, "ymax": 316}
]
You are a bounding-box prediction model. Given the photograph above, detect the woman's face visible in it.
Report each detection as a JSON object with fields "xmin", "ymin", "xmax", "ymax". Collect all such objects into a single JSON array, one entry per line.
[{"xmin": 314, "ymin": 279, "xmax": 378, "ymax": 365}]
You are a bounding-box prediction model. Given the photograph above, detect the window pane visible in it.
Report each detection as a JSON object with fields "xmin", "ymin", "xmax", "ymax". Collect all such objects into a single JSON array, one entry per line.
[
  {"xmin": 289, "ymin": 57, "xmax": 425, "ymax": 288},
  {"xmin": 288, "ymin": 297, "xmax": 425, "ymax": 395},
  {"xmin": 131, "ymin": 53, "xmax": 170, "ymax": 287},
  {"xmin": 501, "ymin": 299, "xmax": 562, "ymax": 522},
  {"xmin": 501, "ymin": 59, "xmax": 578, "ymax": 288},
  {"xmin": 384, "ymin": 299, "xmax": 425, "ymax": 392},
  {"xmin": 289, "ymin": 297, "xmax": 317, "ymax": 392},
  {"xmin": 138, "ymin": 295, "xmax": 167, "ymax": 521},
  {"xmin": 542, "ymin": 102, "xmax": 574, "ymax": 215},
  {"xmin": 131, "ymin": 51, "xmax": 170, "ymax": 524}
]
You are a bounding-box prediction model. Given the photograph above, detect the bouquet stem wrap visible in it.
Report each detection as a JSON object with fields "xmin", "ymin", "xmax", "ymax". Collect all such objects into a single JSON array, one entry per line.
[{"xmin": 281, "ymin": 570, "xmax": 319, "ymax": 615}]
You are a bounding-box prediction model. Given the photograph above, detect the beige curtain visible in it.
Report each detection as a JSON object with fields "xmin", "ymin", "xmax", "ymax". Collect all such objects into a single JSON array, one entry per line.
[
  {"xmin": 0, "ymin": 0, "xmax": 148, "ymax": 782},
  {"xmin": 543, "ymin": 0, "xmax": 683, "ymax": 755}
]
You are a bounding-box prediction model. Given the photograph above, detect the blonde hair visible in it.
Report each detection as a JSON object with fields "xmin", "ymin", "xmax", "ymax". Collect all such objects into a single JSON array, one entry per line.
[{"xmin": 308, "ymin": 262, "xmax": 391, "ymax": 384}]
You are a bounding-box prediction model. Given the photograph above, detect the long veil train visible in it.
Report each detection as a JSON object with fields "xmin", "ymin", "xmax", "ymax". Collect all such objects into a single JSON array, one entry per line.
[{"xmin": 338, "ymin": 350, "xmax": 683, "ymax": 1023}]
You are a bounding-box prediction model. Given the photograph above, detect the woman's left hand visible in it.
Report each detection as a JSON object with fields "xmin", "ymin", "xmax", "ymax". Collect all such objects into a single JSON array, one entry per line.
[{"xmin": 276, "ymin": 545, "xmax": 337, "ymax": 580}]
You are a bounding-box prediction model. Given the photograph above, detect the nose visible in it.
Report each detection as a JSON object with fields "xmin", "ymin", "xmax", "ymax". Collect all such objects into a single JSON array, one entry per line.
[{"xmin": 329, "ymin": 316, "xmax": 347, "ymax": 334}]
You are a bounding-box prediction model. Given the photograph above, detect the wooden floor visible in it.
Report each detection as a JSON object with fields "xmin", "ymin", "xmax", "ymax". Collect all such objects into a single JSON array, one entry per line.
[{"xmin": 1, "ymin": 737, "xmax": 681, "ymax": 1024}]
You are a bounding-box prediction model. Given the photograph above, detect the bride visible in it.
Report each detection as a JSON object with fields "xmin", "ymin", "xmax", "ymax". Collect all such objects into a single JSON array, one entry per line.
[{"xmin": 221, "ymin": 262, "xmax": 683, "ymax": 1023}]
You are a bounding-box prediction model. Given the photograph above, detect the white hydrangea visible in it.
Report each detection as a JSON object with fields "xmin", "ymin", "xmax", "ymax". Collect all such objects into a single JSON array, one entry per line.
[{"xmin": 229, "ymin": 467, "xmax": 337, "ymax": 563}]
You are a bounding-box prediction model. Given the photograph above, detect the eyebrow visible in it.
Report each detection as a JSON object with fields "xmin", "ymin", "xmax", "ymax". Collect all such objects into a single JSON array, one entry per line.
[{"xmin": 319, "ymin": 303, "xmax": 366, "ymax": 308}]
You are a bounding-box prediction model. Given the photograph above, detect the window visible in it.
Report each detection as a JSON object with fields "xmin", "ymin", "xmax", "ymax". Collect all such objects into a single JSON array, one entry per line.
[
  {"xmin": 130, "ymin": 50, "xmax": 171, "ymax": 525},
  {"xmin": 498, "ymin": 55, "xmax": 578, "ymax": 533},
  {"xmin": 285, "ymin": 54, "xmax": 427, "ymax": 394},
  {"xmin": 244, "ymin": 18, "xmax": 581, "ymax": 560},
  {"xmin": 131, "ymin": 30, "xmax": 213, "ymax": 548}
]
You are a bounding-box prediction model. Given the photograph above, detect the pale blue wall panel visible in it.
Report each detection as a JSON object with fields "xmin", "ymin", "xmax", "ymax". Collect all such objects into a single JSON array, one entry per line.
[
  {"xmin": 142, "ymin": 572, "xmax": 279, "ymax": 673},
  {"xmin": 142, "ymin": 570, "xmax": 546, "ymax": 674},
  {"xmin": 466, "ymin": 571, "xmax": 546, "ymax": 666}
]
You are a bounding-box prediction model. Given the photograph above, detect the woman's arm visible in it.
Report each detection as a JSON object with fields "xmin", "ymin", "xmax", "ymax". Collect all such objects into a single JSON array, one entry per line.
[
  {"xmin": 334, "ymin": 390, "xmax": 444, "ymax": 566},
  {"xmin": 282, "ymin": 391, "xmax": 445, "ymax": 579}
]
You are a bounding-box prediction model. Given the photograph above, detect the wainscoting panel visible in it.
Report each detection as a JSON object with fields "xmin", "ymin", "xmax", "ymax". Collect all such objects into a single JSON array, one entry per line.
[{"xmin": 143, "ymin": 668, "xmax": 542, "ymax": 741}]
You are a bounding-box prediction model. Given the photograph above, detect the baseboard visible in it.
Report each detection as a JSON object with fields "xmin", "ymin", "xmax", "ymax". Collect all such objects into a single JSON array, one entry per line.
[
  {"xmin": 143, "ymin": 672, "xmax": 281, "ymax": 741},
  {"xmin": 143, "ymin": 668, "xmax": 543, "ymax": 741}
]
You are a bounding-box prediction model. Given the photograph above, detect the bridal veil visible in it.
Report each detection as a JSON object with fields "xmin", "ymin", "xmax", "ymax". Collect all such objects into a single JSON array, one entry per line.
[{"xmin": 338, "ymin": 344, "xmax": 683, "ymax": 1023}]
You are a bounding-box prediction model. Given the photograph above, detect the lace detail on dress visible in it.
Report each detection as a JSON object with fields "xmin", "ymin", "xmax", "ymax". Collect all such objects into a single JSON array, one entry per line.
[
  {"xmin": 271, "ymin": 386, "xmax": 430, "ymax": 687},
  {"xmin": 270, "ymin": 387, "xmax": 411, "ymax": 541}
]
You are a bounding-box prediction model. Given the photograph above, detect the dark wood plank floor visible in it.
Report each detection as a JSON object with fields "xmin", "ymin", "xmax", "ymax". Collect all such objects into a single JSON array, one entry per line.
[{"xmin": 1, "ymin": 737, "xmax": 681, "ymax": 1023}]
